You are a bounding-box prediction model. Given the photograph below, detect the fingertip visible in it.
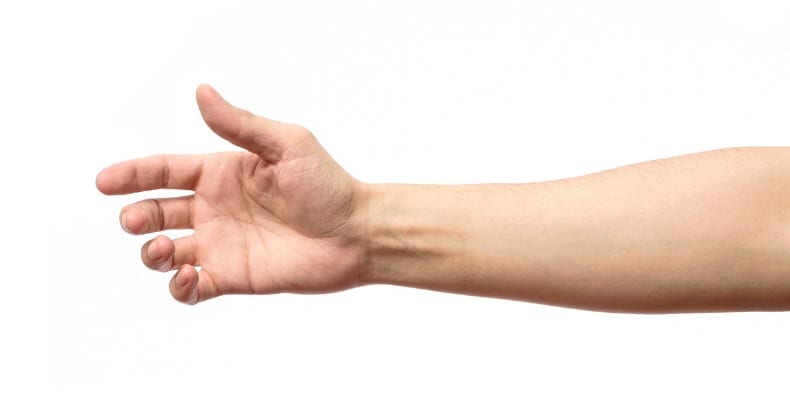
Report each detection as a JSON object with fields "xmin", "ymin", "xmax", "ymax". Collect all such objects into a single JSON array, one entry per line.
[
  {"xmin": 195, "ymin": 85, "xmax": 250, "ymax": 149},
  {"xmin": 96, "ymin": 163, "xmax": 133, "ymax": 195},
  {"xmin": 150, "ymin": 234, "xmax": 175, "ymax": 260},
  {"xmin": 95, "ymin": 168, "xmax": 113, "ymax": 195},
  {"xmin": 196, "ymin": 84, "xmax": 223, "ymax": 130},
  {"xmin": 196, "ymin": 83, "xmax": 214, "ymax": 98},
  {"xmin": 119, "ymin": 207, "xmax": 132, "ymax": 233},
  {"xmin": 143, "ymin": 235, "xmax": 175, "ymax": 271},
  {"xmin": 196, "ymin": 83, "xmax": 223, "ymax": 109},
  {"xmin": 170, "ymin": 265, "xmax": 199, "ymax": 305},
  {"xmin": 119, "ymin": 206, "xmax": 143, "ymax": 234}
]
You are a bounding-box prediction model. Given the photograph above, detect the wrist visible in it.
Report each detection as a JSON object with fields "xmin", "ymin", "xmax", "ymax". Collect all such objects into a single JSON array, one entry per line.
[{"xmin": 356, "ymin": 183, "xmax": 470, "ymax": 288}]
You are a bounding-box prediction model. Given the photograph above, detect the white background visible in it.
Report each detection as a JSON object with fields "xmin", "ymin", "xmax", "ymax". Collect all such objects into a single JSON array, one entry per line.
[{"xmin": 2, "ymin": 0, "xmax": 789, "ymax": 411}]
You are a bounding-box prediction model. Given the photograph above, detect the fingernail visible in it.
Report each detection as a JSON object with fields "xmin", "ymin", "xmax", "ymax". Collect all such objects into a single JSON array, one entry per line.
[{"xmin": 120, "ymin": 213, "xmax": 132, "ymax": 234}]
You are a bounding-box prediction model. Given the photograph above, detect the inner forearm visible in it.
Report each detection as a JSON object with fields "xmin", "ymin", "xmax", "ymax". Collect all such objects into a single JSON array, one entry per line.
[{"xmin": 362, "ymin": 147, "xmax": 790, "ymax": 313}]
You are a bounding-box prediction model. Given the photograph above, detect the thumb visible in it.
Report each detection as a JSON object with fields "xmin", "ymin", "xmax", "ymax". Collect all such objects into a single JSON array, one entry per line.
[{"xmin": 195, "ymin": 84, "xmax": 297, "ymax": 163}]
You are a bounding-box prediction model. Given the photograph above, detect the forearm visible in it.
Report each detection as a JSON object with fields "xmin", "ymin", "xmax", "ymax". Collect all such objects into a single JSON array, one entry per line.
[{"xmin": 361, "ymin": 147, "xmax": 790, "ymax": 313}]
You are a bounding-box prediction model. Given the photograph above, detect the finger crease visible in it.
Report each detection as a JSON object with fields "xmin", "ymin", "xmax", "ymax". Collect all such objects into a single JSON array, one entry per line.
[
  {"xmin": 161, "ymin": 156, "xmax": 171, "ymax": 188},
  {"xmin": 152, "ymin": 198, "xmax": 166, "ymax": 231}
]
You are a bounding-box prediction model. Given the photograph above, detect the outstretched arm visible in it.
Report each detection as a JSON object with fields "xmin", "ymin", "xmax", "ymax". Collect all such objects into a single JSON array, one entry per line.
[
  {"xmin": 97, "ymin": 85, "xmax": 790, "ymax": 312},
  {"xmin": 366, "ymin": 149, "xmax": 790, "ymax": 313}
]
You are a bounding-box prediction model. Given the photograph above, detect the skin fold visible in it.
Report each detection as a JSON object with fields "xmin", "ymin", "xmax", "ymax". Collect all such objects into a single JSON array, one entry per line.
[{"xmin": 96, "ymin": 85, "xmax": 790, "ymax": 313}]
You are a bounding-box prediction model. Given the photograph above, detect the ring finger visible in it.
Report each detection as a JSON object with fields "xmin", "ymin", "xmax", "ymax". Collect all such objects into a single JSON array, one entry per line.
[{"xmin": 141, "ymin": 235, "xmax": 198, "ymax": 272}]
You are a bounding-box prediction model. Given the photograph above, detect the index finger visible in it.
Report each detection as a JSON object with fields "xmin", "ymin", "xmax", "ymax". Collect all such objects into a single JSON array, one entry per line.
[{"xmin": 96, "ymin": 154, "xmax": 204, "ymax": 195}]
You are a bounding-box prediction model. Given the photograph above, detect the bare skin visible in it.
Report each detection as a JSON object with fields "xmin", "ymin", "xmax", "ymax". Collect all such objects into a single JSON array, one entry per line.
[
  {"xmin": 97, "ymin": 85, "xmax": 368, "ymax": 303},
  {"xmin": 97, "ymin": 85, "xmax": 790, "ymax": 312}
]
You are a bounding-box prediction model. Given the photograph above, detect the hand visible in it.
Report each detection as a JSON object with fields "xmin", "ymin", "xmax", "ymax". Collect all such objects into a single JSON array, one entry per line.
[{"xmin": 96, "ymin": 85, "xmax": 369, "ymax": 304}]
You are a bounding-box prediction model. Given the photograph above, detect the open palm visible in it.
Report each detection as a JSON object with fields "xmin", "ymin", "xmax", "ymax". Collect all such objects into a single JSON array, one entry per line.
[{"xmin": 97, "ymin": 85, "xmax": 369, "ymax": 304}]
